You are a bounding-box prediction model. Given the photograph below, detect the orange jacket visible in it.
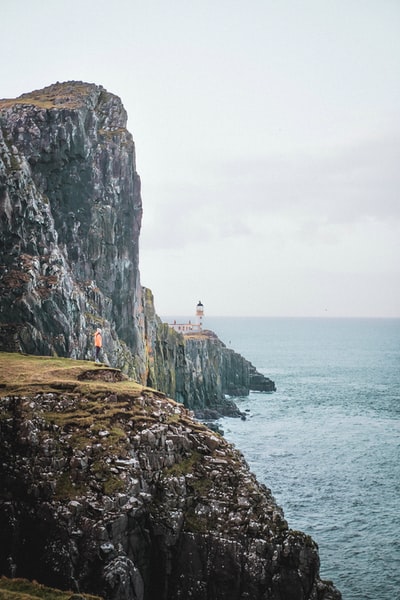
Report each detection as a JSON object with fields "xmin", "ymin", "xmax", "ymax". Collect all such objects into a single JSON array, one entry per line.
[{"xmin": 95, "ymin": 331, "xmax": 102, "ymax": 348}]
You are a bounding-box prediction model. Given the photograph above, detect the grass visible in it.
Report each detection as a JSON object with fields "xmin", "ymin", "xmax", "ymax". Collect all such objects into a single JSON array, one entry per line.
[
  {"xmin": 0, "ymin": 82, "xmax": 97, "ymax": 111},
  {"xmin": 0, "ymin": 352, "xmax": 186, "ymax": 500},
  {"xmin": 0, "ymin": 577, "xmax": 102, "ymax": 599},
  {"xmin": 163, "ymin": 451, "xmax": 202, "ymax": 478},
  {"xmin": 183, "ymin": 331, "xmax": 215, "ymax": 340},
  {"xmin": 54, "ymin": 473, "xmax": 88, "ymax": 501},
  {"xmin": 0, "ymin": 353, "xmax": 144, "ymax": 399},
  {"xmin": 0, "ymin": 98, "xmax": 56, "ymax": 110}
]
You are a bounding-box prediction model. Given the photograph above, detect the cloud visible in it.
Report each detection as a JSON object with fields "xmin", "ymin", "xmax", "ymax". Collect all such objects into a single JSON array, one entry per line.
[
  {"xmin": 140, "ymin": 180, "xmax": 253, "ymax": 250},
  {"xmin": 140, "ymin": 132, "xmax": 400, "ymax": 254},
  {"xmin": 211, "ymin": 133, "xmax": 400, "ymax": 223}
]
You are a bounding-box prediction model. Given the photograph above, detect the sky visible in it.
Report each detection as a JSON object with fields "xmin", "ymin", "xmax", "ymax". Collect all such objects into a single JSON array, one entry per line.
[{"xmin": 1, "ymin": 0, "xmax": 399, "ymax": 317}]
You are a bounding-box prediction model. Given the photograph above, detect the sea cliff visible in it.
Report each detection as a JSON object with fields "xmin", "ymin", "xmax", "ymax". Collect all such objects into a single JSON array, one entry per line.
[
  {"xmin": 0, "ymin": 81, "xmax": 273, "ymax": 414},
  {"xmin": 0, "ymin": 82, "xmax": 341, "ymax": 599},
  {"xmin": 0, "ymin": 353, "xmax": 341, "ymax": 600}
]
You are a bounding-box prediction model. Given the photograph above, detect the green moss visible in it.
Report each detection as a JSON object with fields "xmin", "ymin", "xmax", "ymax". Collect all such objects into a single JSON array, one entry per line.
[
  {"xmin": 0, "ymin": 576, "xmax": 102, "ymax": 599},
  {"xmin": 54, "ymin": 472, "xmax": 88, "ymax": 500},
  {"xmin": 163, "ymin": 451, "xmax": 201, "ymax": 478},
  {"xmin": 103, "ymin": 475, "xmax": 124, "ymax": 496},
  {"xmin": 190, "ymin": 476, "xmax": 213, "ymax": 496},
  {"xmin": 183, "ymin": 513, "xmax": 210, "ymax": 534},
  {"xmin": 9, "ymin": 155, "xmax": 20, "ymax": 171},
  {"xmin": 68, "ymin": 432, "xmax": 92, "ymax": 452},
  {"xmin": 91, "ymin": 461, "xmax": 124, "ymax": 496},
  {"xmin": 166, "ymin": 413, "xmax": 180, "ymax": 424}
]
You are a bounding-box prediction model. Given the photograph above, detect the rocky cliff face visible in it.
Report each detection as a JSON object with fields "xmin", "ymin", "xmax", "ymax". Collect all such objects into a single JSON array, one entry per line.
[
  {"xmin": 0, "ymin": 83, "xmax": 341, "ymax": 599},
  {"xmin": 0, "ymin": 354, "xmax": 341, "ymax": 600},
  {"xmin": 0, "ymin": 81, "xmax": 273, "ymax": 411},
  {"xmin": 142, "ymin": 289, "xmax": 275, "ymax": 416},
  {"xmin": 178, "ymin": 330, "xmax": 275, "ymax": 416},
  {"xmin": 0, "ymin": 82, "xmax": 144, "ymax": 376}
]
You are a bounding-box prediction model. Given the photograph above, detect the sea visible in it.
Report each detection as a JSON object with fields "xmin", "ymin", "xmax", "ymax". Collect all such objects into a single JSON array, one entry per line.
[{"xmin": 204, "ymin": 317, "xmax": 400, "ymax": 600}]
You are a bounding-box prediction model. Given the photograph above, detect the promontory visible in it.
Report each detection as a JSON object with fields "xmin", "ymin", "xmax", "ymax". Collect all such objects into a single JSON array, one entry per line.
[{"xmin": 0, "ymin": 82, "xmax": 341, "ymax": 600}]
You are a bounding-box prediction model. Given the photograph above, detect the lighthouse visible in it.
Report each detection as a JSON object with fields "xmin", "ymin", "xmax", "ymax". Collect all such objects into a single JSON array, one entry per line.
[
  {"xmin": 196, "ymin": 300, "xmax": 204, "ymax": 330},
  {"xmin": 169, "ymin": 301, "xmax": 205, "ymax": 334}
]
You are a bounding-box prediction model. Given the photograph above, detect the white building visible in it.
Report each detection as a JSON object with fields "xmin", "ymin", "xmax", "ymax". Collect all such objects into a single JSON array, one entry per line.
[{"xmin": 169, "ymin": 301, "xmax": 204, "ymax": 334}]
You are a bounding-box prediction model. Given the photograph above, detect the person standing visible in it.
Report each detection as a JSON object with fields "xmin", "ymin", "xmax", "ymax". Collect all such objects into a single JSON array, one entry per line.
[{"xmin": 94, "ymin": 328, "xmax": 102, "ymax": 363}]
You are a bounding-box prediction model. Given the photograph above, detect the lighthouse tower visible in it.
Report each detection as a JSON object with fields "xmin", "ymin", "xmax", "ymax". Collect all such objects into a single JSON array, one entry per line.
[{"xmin": 196, "ymin": 301, "xmax": 204, "ymax": 330}]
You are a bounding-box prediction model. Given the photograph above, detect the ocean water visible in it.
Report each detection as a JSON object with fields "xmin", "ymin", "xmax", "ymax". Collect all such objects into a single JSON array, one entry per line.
[{"xmin": 206, "ymin": 317, "xmax": 400, "ymax": 600}]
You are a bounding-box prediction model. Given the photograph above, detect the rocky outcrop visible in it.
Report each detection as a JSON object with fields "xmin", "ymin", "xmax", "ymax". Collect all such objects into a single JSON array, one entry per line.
[
  {"xmin": 0, "ymin": 82, "xmax": 144, "ymax": 377},
  {"xmin": 180, "ymin": 330, "xmax": 275, "ymax": 416},
  {"xmin": 141, "ymin": 292, "xmax": 275, "ymax": 416},
  {"xmin": 0, "ymin": 81, "xmax": 340, "ymax": 599},
  {"xmin": 0, "ymin": 355, "xmax": 341, "ymax": 600},
  {"xmin": 0, "ymin": 82, "xmax": 274, "ymax": 412}
]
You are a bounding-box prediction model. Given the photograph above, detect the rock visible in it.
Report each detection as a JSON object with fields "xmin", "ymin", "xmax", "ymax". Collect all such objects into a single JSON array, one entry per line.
[
  {"xmin": 0, "ymin": 84, "xmax": 275, "ymax": 416},
  {"xmin": 0, "ymin": 390, "xmax": 340, "ymax": 600},
  {"xmin": 0, "ymin": 383, "xmax": 341, "ymax": 599},
  {"xmin": 0, "ymin": 82, "xmax": 144, "ymax": 378},
  {"xmin": 0, "ymin": 83, "xmax": 341, "ymax": 599},
  {"xmin": 104, "ymin": 555, "xmax": 144, "ymax": 600}
]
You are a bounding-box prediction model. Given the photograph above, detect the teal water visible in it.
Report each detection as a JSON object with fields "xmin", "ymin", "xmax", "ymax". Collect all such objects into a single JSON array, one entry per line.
[{"xmin": 206, "ymin": 317, "xmax": 400, "ymax": 600}]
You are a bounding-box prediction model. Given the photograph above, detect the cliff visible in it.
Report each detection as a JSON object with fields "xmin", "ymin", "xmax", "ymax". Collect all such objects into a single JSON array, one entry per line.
[
  {"xmin": 0, "ymin": 82, "xmax": 342, "ymax": 599},
  {"xmin": 143, "ymin": 288, "xmax": 275, "ymax": 417},
  {"xmin": 0, "ymin": 353, "xmax": 341, "ymax": 600},
  {"xmin": 0, "ymin": 81, "xmax": 274, "ymax": 413},
  {"xmin": 0, "ymin": 82, "xmax": 144, "ymax": 376}
]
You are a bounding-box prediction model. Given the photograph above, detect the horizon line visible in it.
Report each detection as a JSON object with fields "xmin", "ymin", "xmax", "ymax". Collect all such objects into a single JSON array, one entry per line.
[{"xmin": 159, "ymin": 314, "xmax": 400, "ymax": 320}]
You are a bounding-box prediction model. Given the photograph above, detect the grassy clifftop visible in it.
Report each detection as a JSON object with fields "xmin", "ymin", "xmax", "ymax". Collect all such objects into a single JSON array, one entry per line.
[
  {"xmin": 0, "ymin": 81, "xmax": 103, "ymax": 110},
  {"xmin": 0, "ymin": 576, "xmax": 101, "ymax": 600},
  {"xmin": 0, "ymin": 352, "xmax": 340, "ymax": 600},
  {"xmin": 0, "ymin": 353, "xmax": 144, "ymax": 398}
]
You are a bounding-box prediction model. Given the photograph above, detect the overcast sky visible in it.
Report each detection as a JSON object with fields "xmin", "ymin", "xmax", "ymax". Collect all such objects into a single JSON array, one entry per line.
[{"xmin": 2, "ymin": 0, "xmax": 399, "ymax": 317}]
